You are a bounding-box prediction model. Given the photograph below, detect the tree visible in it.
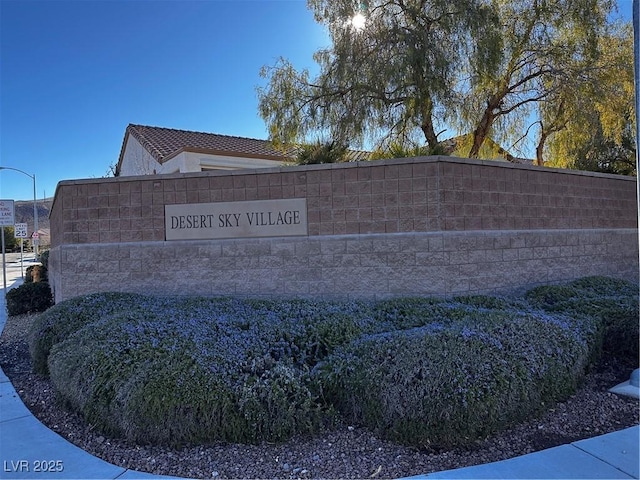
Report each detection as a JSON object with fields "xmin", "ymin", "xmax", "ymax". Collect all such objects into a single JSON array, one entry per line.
[
  {"xmin": 107, "ymin": 162, "xmax": 118, "ymax": 177},
  {"xmin": 542, "ymin": 22, "xmax": 636, "ymax": 173},
  {"xmin": 2, "ymin": 226, "xmax": 18, "ymax": 252},
  {"xmin": 455, "ymin": 0, "xmax": 616, "ymax": 159},
  {"xmin": 569, "ymin": 124, "xmax": 637, "ymax": 175},
  {"xmin": 258, "ymin": 0, "xmax": 499, "ymax": 152},
  {"xmin": 259, "ymin": 0, "xmax": 625, "ymax": 166}
]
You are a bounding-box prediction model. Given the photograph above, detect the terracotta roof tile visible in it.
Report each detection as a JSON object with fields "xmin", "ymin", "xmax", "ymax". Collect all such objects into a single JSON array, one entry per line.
[
  {"xmin": 116, "ymin": 124, "xmax": 373, "ymax": 175},
  {"xmin": 127, "ymin": 124, "xmax": 293, "ymax": 163}
]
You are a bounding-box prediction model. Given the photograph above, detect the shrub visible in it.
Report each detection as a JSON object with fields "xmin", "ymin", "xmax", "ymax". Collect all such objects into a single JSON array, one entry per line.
[
  {"xmin": 29, "ymin": 292, "xmax": 148, "ymax": 375},
  {"xmin": 318, "ymin": 309, "xmax": 598, "ymax": 449},
  {"xmin": 25, "ymin": 264, "xmax": 47, "ymax": 283},
  {"xmin": 526, "ymin": 276, "xmax": 639, "ymax": 364},
  {"xmin": 6, "ymin": 281, "xmax": 53, "ymax": 316},
  {"xmin": 48, "ymin": 310, "xmax": 250, "ymax": 445},
  {"xmin": 39, "ymin": 250, "xmax": 49, "ymax": 270},
  {"xmin": 45, "ymin": 297, "xmax": 337, "ymax": 446},
  {"xmin": 295, "ymin": 140, "xmax": 348, "ymax": 165},
  {"xmin": 373, "ymin": 297, "xmax": 451, "ymax": 330},
  {"xmin": 280, "ymin": 299, "xmax": 377, "ymax": 366},
  {"xmin": 32, "ymin": 280, "xmax": 627, "ymax": 448}
]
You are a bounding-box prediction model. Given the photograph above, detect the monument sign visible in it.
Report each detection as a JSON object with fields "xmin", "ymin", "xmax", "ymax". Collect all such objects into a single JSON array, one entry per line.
[{"xmin": 165, "ymin": 198, "xmax": 308, "ymax": 240}]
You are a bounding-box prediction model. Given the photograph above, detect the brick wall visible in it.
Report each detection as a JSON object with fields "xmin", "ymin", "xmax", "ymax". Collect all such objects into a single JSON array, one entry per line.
[{"xmin": 48, "ymin": 156, "xmax": 639, "ymax": 302}]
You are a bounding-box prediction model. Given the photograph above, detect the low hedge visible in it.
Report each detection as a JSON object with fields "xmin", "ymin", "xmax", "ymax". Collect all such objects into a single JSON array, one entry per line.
[
  {"xmin": 48, "ymin": 309, "xmax": 321, "ymax": 445},
  {"xmin": 45, "ymin": 296, "xmax": 358, "ymax": 445},
  {"xmin": 6, "ymin": 281, "xmax": 53, "ymax": 316},
  {"xmin": 525, "ymin": 276, "xmax": 639, "ymax": 364},
  {"xmin": 318, "ymin": 309, "xmax": 598, "ymax": 448},
  {"xmin": 6, "ymin": 258, "xmax": 52, "ymax": 316},
  {"xmin": 29, "ymin": 292, "xmax": 148, "ymax": 375},
  {"xmin": 29, "ymin": 277, "xmax": 637, "ymax": 448}
]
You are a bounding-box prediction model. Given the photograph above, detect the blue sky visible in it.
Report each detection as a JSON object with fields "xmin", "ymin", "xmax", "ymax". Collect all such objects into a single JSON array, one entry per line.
[
  {"xmin": 0, "ymin": 0, "xmax": 635, "ymax": 201},
  {"xmin": 0, "ymin": 0, "xmax": 329, "ymax": 201}
]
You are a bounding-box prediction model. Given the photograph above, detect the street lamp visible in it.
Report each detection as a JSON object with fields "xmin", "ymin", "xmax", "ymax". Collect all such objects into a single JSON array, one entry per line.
[{"xmin": 0, "ymin": 166, "xmax": 39, "ymax": 257}]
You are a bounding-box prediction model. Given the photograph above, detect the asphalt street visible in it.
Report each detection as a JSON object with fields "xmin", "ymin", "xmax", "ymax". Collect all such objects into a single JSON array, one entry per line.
[{"xmin": 0, "ymin": 251, "xmax": 39, "ymax": 291}]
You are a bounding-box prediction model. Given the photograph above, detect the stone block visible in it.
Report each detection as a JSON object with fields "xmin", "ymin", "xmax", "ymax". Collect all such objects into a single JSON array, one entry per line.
[
  {"xmin": 415, "ymin": 251, "xmax": 449, "ymax": 266},
  {"xmin": 359, "ymin": 252, "xmax": 389, "ymax": 267},
  {"xmin": 259, "ymin": 255, "xmax": 285, "ymax": 268}
]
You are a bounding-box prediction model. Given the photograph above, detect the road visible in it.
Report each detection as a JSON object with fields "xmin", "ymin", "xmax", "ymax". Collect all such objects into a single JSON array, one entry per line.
[{"xmin": 1, "ymin": 251, "xmax": 40, "ymax": 291}]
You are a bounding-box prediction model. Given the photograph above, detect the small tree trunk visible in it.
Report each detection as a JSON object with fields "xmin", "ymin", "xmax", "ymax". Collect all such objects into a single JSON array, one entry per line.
[
  {"xmin": 469, "ymin": 109, "xmax": 495, "ymax": 158},
  {"xmin": 421, "ymin": 119, "xmax": 439, "ymax": 150},
  {"xmin": 420, "ymin": 98, "xmax": 439, "ymax": 149},
  {"xmin": 535, "ymin": 132, "xmax": 548, "ymax": 166},
  {"xmin": 537, "ymin": 100, "xmax": 566, "ymax": 166}
]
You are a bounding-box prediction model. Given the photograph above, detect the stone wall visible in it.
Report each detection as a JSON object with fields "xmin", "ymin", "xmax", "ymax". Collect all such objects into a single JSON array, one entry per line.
[{"xmin": 48, "ymin": 156, "xmax": 639, "ymax": 302}]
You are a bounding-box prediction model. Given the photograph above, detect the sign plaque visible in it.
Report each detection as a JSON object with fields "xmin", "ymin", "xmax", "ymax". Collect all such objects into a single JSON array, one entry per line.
[
  {"xmin": 165, "ymin": 198, "xmax": 308, "ymax": 241},
  {"xmin": 0, "ymin": 200, "xmax": 14, "ymax": 227},
  {"xmin": 14, "ymin": 223, "xmax": 28, "ymax": 238}
]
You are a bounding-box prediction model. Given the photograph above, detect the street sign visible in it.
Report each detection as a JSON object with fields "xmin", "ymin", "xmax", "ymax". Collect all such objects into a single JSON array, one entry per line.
[
  {"xmin": 0, "ymin": 199, "xmax": 14, "ymax": 227},
  {"xmin": 15, "ymin": 223, "xmax": 28, "ymax": 238}
]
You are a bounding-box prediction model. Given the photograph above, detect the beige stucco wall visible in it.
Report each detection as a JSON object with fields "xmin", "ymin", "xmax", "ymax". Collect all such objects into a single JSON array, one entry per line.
[
  {"xmin": 48, "ymin": 156, "xmax": 639, "ymax": 302},
  {"xmin": 158, "ymin": 152, "xmax": 285, "ymax": 174},
  {"xmin": 118, "ymin": 135, "xmax": 162, "ymax": 176},
  {"xmin": 119, "ymin": 135, "xmax": 286, "ymax": 176}
]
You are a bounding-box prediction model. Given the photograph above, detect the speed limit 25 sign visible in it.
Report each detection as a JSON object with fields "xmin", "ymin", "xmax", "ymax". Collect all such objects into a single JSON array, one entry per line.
[{"xmin": 14, "ymin": 223, "xmax": 28, "ymax": 238}]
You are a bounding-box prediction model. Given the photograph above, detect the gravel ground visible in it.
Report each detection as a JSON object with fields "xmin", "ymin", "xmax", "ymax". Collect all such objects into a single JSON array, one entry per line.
[{"xmin": 1, "ymin": 312, "xmax": 638, "ymax": 480}]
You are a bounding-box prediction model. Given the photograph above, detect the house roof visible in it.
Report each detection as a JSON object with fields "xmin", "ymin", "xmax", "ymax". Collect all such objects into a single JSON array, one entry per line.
[
  {"xmin": 116, "ymin": 124, "xmax": 372, "ymax": 175},
  {"xmin": 120, "ymin": 124, "xmax": 294, "ymax": 165}
]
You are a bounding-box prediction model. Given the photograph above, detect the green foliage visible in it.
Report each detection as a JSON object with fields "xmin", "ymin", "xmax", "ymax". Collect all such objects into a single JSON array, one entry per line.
[
  {"xmin": 319, "ymin": 307, "xmax": 597, "ymax": 448},
  {"xmin": 544, "ymin": 23, "xmax": 636, "ymax": 171},
  {"xmin": 39, "ymin": 250, "xmax": 49, "ymax": 269},
  {"xmin": 6, "ymin": 256, "xmax": 51, "ymax": 316},
  {"xmin": 525, "ymin": 276, "xmax": 639, "ymax": 364},
  {"xmin": 6, "ymin": 282, "xmax": 53, "ymax": 316},
  {"xmin": 567, "ymin": 123, "xmax": 636, "ymax": 175},
  {"xmin": 258, "ymin": 0, "xmax": 625, "ymax": 164},
  {"xmin": 458, "ymin": 0, "xmax": 619, "ymax": 159},
  {"xmin": 30, "ymin": 278, "xmax": 635, "ymax": 448},
  {"xmin": 295, "ymin": 140, "xmax": 349, "ymax": 165},
  {"xmin": 29, "ymin": 292, "xmax": 148, "ymax": 375},
  {"xmin": 258, "ymin": 0, "xmax": 499, "ymax": 151},
  {"xmin": 2, "ymin": 226, "xmax": 18, "ymax": 252},
  {"xmin": 369, "ymin": 140, "xmax": 448, "ymax": 160},
  {"xmin": 44, "ymin": 298, "xmax": 338, "ymax": 446},
  {"xmin": 48, "ymin": 311, "xmax": 252, "ymax": 445}
]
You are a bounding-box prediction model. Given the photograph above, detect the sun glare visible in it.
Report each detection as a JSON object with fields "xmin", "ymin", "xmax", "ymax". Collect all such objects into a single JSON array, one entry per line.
[{"xmin": 350, "ymin": 12, "xmax": 367, "ymax": 31}]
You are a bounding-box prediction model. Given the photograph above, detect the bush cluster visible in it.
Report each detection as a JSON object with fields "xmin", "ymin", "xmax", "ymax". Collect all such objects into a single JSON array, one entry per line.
[
  {"xmin": 39, "ymin": 250, "xmax": 50, "ymax": 270},
  {"xmin": 6, "ymin": 282, "xmax": 53, "ymax": 316},
  {"xmin": 319, "ymin": 309, "xmax": 597, "ymax": 448},
  {"xmin": 526, "ymin": 276, "xmax": 639, "ymax": 365},
  {"xmin": 29, "ymin": 277, "xmax": 637, "ymax": 448},
  {"xmin": 6, "ymin": 254, "xmax": 52, "ymax": 316},
  {"xmin": 29, "ymin": 292, "xmax": 148, "ymax": 375}
]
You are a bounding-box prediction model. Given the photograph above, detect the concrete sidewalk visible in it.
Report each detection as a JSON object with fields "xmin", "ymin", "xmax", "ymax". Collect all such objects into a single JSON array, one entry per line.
[
  {"xmin": 1, "ymin": 262, "xmax": 638, "ymax": 479},
  {"xmin": 1, "ymin": 367, "xmax": 179, "ymax": 479},
  {"xmin": 0, "ymin": 265, "xmax": 181, "ymax": 479},
  {"xmin": 407, "ymin": 426, "xmax": 639, "ymax": 479}
]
